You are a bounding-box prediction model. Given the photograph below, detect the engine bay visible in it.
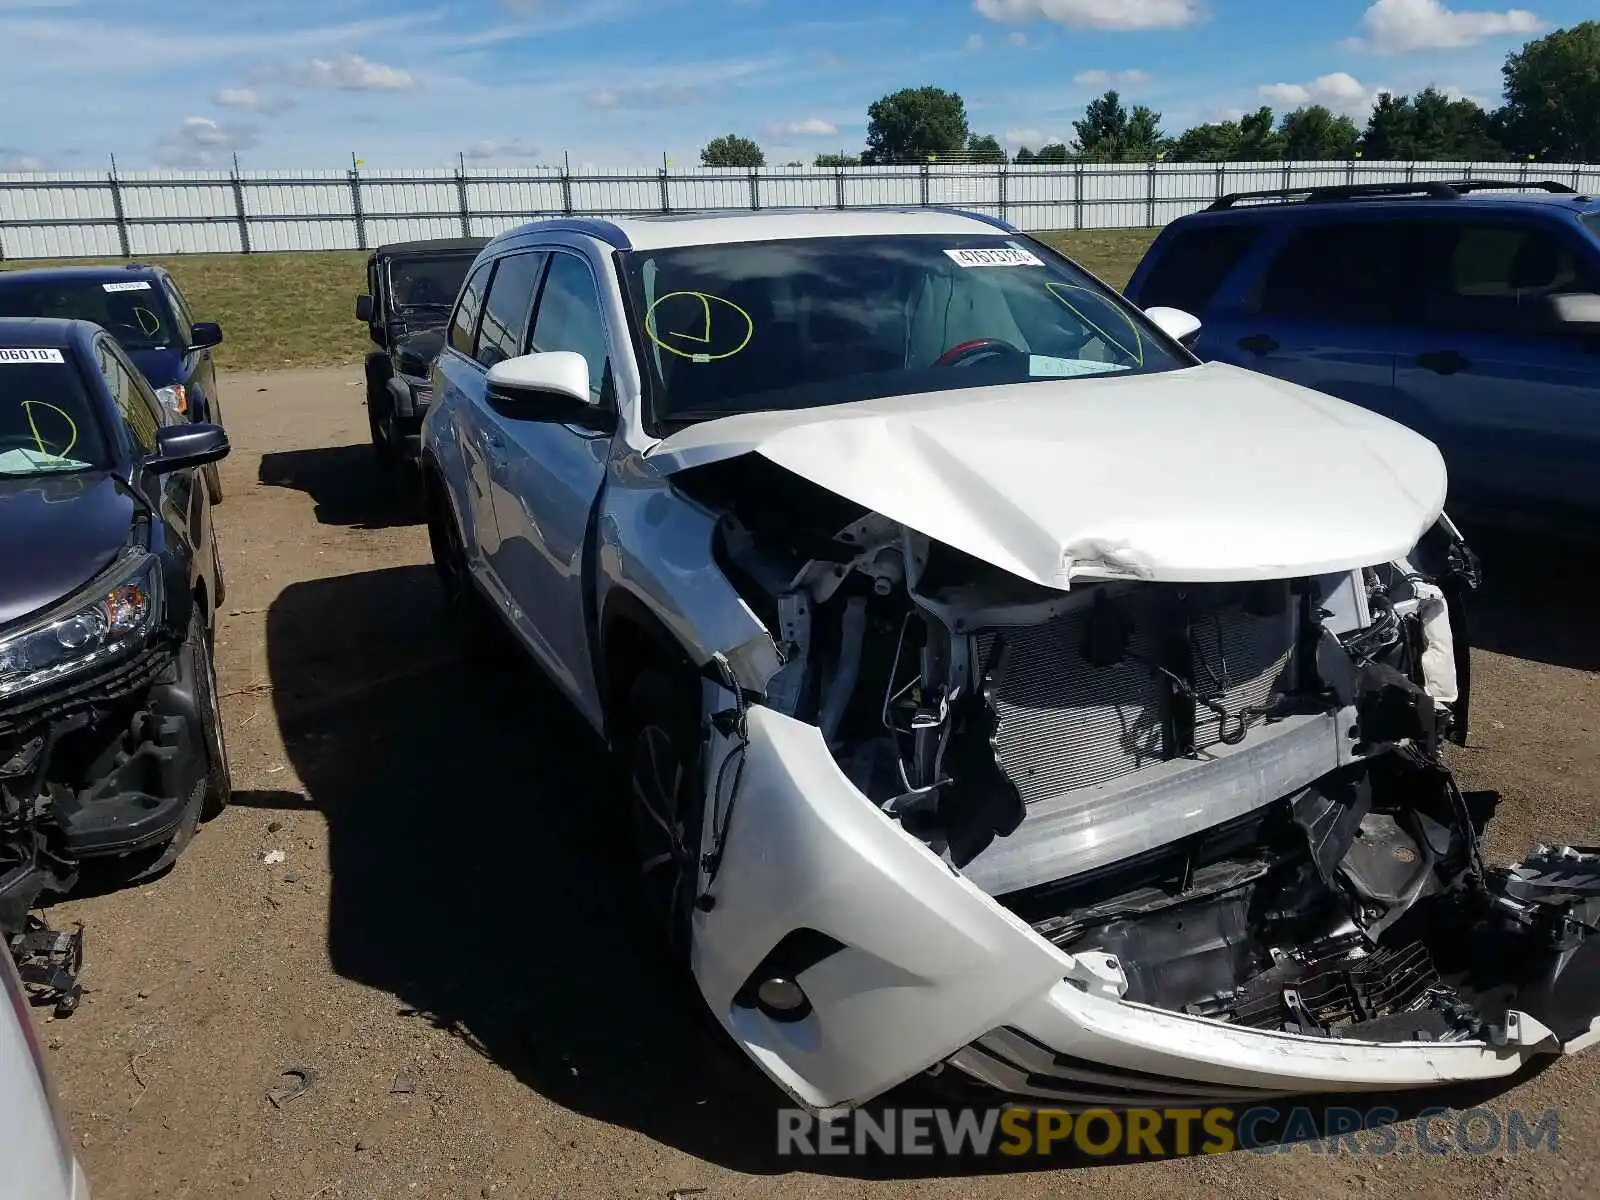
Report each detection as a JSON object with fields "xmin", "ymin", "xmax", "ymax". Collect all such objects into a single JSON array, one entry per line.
[{"xmin": 680, "ymin": 454, "xmax": 1600, "ymax": 1048}]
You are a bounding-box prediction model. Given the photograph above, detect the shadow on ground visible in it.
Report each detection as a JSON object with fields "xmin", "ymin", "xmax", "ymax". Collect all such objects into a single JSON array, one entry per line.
[
  {"xmin": 1454, "ymin": 522, "xmax": 1600, "ymax": 674},
  {"xmin": 257, "ymin": 444, "xmax": 422, "ymax": 529},
  {"xmin": 260, "ymin": 563, "xmax": 1561, "ymax": 1179}
]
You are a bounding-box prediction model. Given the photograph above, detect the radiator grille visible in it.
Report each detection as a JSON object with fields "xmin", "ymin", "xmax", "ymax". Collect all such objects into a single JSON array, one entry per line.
[{"xmin": 975, "ymin": 586, "xmax": 1297, "ymax": 804}]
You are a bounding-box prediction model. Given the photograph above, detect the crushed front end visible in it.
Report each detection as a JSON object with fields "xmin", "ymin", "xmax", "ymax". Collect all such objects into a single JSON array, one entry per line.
[
  {"xmin": 2, "ymin": 550, "xmax": 209, "ymax": 1008},
  {"xmin": 670, "ymin": 457, "xmax": 1600, "ymax": 1112}
]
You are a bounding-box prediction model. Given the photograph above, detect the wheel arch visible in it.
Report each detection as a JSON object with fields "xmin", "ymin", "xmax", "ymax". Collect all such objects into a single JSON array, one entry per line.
[{"xmin": 598, "ymin": 589, "xmax": 703, "ymax": 749}]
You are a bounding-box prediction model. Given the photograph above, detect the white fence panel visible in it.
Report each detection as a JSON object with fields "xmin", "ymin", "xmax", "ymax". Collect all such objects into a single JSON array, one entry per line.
[{"xmin": 0, "ymin": 160, "xmax": 1592, "ymax": 259}]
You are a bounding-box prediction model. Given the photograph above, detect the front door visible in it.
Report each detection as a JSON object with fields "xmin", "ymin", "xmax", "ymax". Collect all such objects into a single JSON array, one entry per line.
[
  {"xmin": 1391, "ymin": 218, "xmax": 1600, "ymax": 518},
  {"xmin": 483, "ymin": 249, "xmax": 616, "ymax": 728},
  {"xmin": 435, "ymin": 259, "xmax": 503, "ymax": 568}
]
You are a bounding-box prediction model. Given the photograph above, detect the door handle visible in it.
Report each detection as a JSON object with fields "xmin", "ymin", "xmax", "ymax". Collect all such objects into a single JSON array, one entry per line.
[
  {"xmin": 1237, "ymin": 333, "xmax": 1279, "ymax": 356},
  {"xmin": 1416, "ymin": 350, "xmax": 1471, "ymax": 375}
]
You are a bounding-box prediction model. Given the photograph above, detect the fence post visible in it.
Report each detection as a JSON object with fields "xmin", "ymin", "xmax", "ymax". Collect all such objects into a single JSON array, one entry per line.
[
  {"xmin": 454, "ymin": 161, "xmax": 471, "ymax": 237},
  {"xmin": 658, "ymin": 167, "xmax": 670, "ymax": 214},
  {"xmin": 1215, "ymin": 162, "xmax": 1226, "ymax": 204},
  {"xmin": 348, "ymin": 167, "xmax": 367, "ymax": 250},
  {"xmin": 919, "ymin": 163, "xmax": 930, "ymax": 208},
  {"xmin": 750, "ymin": 167, "xmax": 761, "ymax": 212},
  {"xmin": 1073, "ymin": 160, "xmax": 1084, "ymax": 230},
  {"xmin": 230, "ymin": 169, "xmax": 251, "ymax": 253},
  {"xmin": 1281, "ymin": 161, "xmax": 1292, "ymax": 191},
  {"xmin": 997, "ymin": 162, "xmax": 1008, "ymax": 225},
  {"xmin": 560, "ymin": 167, "xmax": 574, "ymax": 217},
  {"xmin": 107, "ymin": 163, "xmax": 131, "ymax": 259},
  {"xmin": 837, "ymin": 166, "xmax": 847, "ymax": 210},
  {"xmin": 1145, "ymin": 159, "xmax": 1157, "ymax": 227},
  {"xmin": 1345, "ymin": 159, "xmax": 1356, "ymax": 187}
]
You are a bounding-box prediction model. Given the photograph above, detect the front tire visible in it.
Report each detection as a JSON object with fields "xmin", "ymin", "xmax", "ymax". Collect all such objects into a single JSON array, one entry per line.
[
  {"xmin": 425, "ymin": 476, "xmax": 499, "ymax": 658},
  {"xmin": 622, "ymin": 671, "xmax": 705, "ymax": 960}
]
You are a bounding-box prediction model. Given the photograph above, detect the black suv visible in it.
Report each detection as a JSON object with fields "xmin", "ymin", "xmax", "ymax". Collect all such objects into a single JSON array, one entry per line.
[
  {"xmin": 1, "ymin": 318, "xmax": 232, "ymax": 1000},
  {"xmin": 356, "ymin": 238, "xmax": 487, "ymax": 472}
]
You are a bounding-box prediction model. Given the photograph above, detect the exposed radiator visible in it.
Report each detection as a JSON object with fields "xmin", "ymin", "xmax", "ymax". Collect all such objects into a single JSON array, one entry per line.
[{"xmin": 976, "ymin": 585, "xmax": 1296, "ymax": 805}]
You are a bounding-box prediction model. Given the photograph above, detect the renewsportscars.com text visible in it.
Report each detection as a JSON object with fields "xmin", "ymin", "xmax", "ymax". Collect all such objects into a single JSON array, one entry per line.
[{"xmin": 777, "ymin": 1105, "xmax": 1559, "ymax": 1159}]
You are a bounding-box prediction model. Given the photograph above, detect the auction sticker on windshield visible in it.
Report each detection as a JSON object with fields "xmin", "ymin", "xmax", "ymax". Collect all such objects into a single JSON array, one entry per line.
[
  {"xmin": 944, "ymin": 247, "xmax": 1044, "ymax": 268},
  {"xmin": 0, "ymin": 348, "xmax": 65, "ymax": 363},
  {"xmin": 102, "ymin": 281, "xmax": 152, "ymax": 293}
]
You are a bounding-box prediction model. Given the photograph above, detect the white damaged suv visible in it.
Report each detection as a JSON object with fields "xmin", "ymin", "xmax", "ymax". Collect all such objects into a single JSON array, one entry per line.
[{"xmin": 422, "ymin": 208, "xmax": 1600, "ymax": 1113}]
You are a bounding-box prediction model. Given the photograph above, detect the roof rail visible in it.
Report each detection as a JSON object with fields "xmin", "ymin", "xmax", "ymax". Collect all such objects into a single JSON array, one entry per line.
[{"xmin": 1207, "ymin": 178, "xmax": 1579, "ymax": 212}]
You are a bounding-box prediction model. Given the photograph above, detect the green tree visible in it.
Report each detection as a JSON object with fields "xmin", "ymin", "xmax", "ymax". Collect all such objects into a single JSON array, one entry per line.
[
  {"xmin": 1035, "ymin": 142, "xmax": 1070, "ymax": 163},
  {"xmin": 966, "ymin": 132, "xmax": 1006, "ymax": 163},
  {"xmin": 1279, "ymin": 105, "xmax": 1361, "ymax": 159},
  {"xmin": 1072, "ymin": 90, "xmax": 1166, "ymax": 159},
  {"xmin": 700, "ymin": 134, "xmax": 765, "ymax": 167},
  {"xmin": 1171, "ymin": 120, "xmax": 1242, "ymax": 162},
  {"xmin": 1496, "ymin": 22, "xmax": 1599, "ymax": 162},
  {"xmin": 1237, "ymin": 106, "xmax": 1284, "ymax": 159},
  {"xmin": 1014, "ymin": 146, "xmax": 1037, "ymax": 163},
  {"xmin": 863, "ymin": 86, "xmax": 969, "ymax": 164},
  {"xmin": 1363, "ymin": 87, "xmax": 1506, "ymax": 160},
  {"xmin": 814, "ymin": 152, "xmax": 861, "ymax": 166}
]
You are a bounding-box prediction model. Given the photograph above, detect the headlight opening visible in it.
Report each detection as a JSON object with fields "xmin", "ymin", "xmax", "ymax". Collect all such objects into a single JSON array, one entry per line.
[{"xmin": 0, "ymin": 556, "xmax": 161, "ymax": 700}]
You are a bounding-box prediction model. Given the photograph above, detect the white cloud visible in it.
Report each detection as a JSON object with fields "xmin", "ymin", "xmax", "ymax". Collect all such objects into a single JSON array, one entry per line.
[
  {"xmin": 1258, "ymin": 72, "xmax": 1387, "ymax": 114},
  {"xmin": 587, "ymin": 83, "xmax": 702, "ymax": 108},
  {"xmin": 1003, "ymin": 128, "xmax": 1063, "ymax": 144},
  {"xmin": 973, "ymin": 0, "xmax": 1202, "ymax": 32},
  {"xmin": 287, "ymin": 52, "xmax": 417, "ymax": 92},
  {"xmin": 463, "ymin": 136, "xmax": 542, "ymax": 161},
  {"xmin": 213, "ymin": 86, "xmax": 294, "ymax": 114},
  {"xmin": 966, "ymin": 33, "xmax": 986, "ymax": 49},
  {"xmin": 1354, "ymin": 0, "xmax": 1543, "ymax": 55},
  {"xmin": 1006, "ymin": 31, "xmax": 1028, "ymax": 44},
  {"xmin": 1073, "ymin": 68, "xmax": 1151, "ymax": 86},
  {"xmin": 764, "ymin": 117, "xmax": 840, "ymax": 140},
  {"xmin": 0, "ymin": 152, "xmax": 48, "ymax": 172},
  {"xmin": 154, "ymin": 117, "xmax": 260, "ymax": 168}
]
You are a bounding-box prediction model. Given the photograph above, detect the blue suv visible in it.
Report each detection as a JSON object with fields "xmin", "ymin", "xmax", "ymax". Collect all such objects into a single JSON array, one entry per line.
[{"xmin": 1125, "ymin": 180, "xmax": 1600, "ymax": 530}]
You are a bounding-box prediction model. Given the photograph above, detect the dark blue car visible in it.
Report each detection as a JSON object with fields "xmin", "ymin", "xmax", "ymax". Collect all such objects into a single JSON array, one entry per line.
[
  {"xmin": 1125, "ymin": 180, "xmax": 1600, "ymax": 531},
  {"xmin": 0, "ymin": 264, "xmax": 227, "ymax": 503}
]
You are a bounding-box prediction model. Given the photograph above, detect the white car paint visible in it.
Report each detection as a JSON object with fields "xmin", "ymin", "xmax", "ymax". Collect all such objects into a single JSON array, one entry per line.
[
  {"xmin": 1, "ymin": 951, "xmax": 88, "ymax": 1200},
  {"xmin": 648, "ymin": 361, "xmax": 1449, "ymax": 588}
]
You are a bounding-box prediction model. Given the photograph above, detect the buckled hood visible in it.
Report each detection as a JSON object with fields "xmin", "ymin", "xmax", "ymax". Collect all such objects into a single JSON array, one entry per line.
[{"xmin": 647, "ymin": 361, "xmax": 1449, "ymax": 587}]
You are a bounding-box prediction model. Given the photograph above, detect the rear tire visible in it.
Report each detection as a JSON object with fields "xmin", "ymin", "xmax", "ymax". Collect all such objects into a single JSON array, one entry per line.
[
  {"xmin": 203, "ymin": 461, "xmax": 224, "ymax": 504},
  {"xmin": 426, "ymin": 477, "xmax": 499, "ymax": 658},
  {"xmin": 621, "ymin": 670, "xmax": 705, "ymax": 961}
]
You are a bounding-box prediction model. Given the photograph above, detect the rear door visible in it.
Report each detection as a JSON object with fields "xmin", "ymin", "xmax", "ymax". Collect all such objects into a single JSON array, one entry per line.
[
  {"xmin": 1391, "ymin": 216, "xmax": 1600, "ymax": 517},
  {"xmin": 1202, "ymin": 218, "xmax": 1419, "ymax": 422},
  {"xmin": 483, "ymin": 247, "xmax": 616, "ymax": 728}
]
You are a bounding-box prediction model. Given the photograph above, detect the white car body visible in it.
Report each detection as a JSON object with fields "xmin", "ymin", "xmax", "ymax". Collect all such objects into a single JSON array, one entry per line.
[
  {"xmin": 423, "ymin": 208, "xmax": 1600, "ymax": 1115},
  {"xmin": 1, "ymin": 948, "xmax": 89, "ymax": 1200}
]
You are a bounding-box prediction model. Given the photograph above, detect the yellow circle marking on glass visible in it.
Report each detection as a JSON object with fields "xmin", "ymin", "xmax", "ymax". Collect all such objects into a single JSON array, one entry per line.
[
  {"xmin": 21, "ymin": 400, "xmax": 78, "ymax": 457},
  {"xmin": 644, "ymin": 291, "xmax": 754, "ymax": 362},
  {"xmin": 1044, "ymin": 282, "xmax": 1143, "ymax": 366},
  {"xmin": 132, "ymin": 307, "xmax": 162, "ymax": 337}
]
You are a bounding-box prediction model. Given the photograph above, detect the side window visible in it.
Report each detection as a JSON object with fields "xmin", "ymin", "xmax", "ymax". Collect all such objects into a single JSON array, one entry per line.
[
  {"xmin": 100, "ymin": 340, "xmax": 162, "ymax": 452},
  {"xmin": 475, "ymin": 252, "xmax": 547, "ymax": 368},
  {"xmin": 527, "ymin": 252, "xmax": 611, "ymax": 404},
  {"xmin": 162, "ymin": 279, "xmax": 194, "ymax": 345},
  {"xmin": 448, "ymin": 260, "xmax": 493, "ymax": 358},
  {"xmin": 1252, "ymin": 222, "xmax": 1417, "ymax": 323},
  {"xmin": 1420, "ymin": 222, "xmax": 1597, "ymax": 333},
  {"xmin": 1137, "ymin": 225, "xmax": 1262, "ymax": 313}
]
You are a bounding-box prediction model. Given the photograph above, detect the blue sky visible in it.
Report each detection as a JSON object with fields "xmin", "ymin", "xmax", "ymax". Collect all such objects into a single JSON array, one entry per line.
[{"xmin": 0, "ymin": 0, "xmax": 1588, "ymax": 171}]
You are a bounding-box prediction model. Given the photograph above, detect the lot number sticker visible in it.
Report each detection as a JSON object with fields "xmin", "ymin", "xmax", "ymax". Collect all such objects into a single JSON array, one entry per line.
[
  {"xmin": 102, "ymin": 281, "xmax": 152, "ymax": 292},
  {"xmin": 944, "ymin": 247, "xmax": 1044, "ymax": 268},
  {"xmin": 0, "ymin": 348, "xmax": 65, "ymax": 363}
]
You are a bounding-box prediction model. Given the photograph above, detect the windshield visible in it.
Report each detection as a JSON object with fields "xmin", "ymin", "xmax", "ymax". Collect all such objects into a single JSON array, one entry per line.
[
  {"xmin": 386, "ymin": 255, "xmax": 479, "ymax": 313},
  {"xmin": 619, "ymin": 234, "xmax": 1185, "ymax": 428},
  {"xmin": 0, "ymin": 352, "xmax": 110, "ymax": 477},
  {"xmin": 0, "ymin": 278, "xmax": 177, "ymax": 353}
]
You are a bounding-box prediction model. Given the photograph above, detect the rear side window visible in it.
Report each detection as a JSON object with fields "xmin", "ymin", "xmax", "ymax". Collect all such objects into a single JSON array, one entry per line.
[
  {"xmin": 1580, "ymin": 212, "xmax": 1600, "ymax": 241},
  {"xmin": 1137, "ymin": 225, "xmax": 1261, "ymax": 312},
  {"xmin": 448, "ymin": 261, "xmax": 493, "ymax": 358},
  {"xmin": 1419, "ymin": 221, "xmax": 1599, "ymax": 333},
  {"xmin": 475, "ymin": 251, "xmax": 546, "ymax": 368},
  {"xmin": 1252, "ymin": 222, "xmax": 1417, "ymax": 323}
]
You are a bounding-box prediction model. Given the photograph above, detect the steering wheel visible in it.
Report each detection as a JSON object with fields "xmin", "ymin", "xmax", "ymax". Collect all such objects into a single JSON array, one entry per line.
[{"xmin": 934, "ymin": 338, "xmax": 1025, "ymax": 368}]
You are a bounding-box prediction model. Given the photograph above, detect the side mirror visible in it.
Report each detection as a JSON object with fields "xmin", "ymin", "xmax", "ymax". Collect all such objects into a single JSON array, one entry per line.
[
  {"xmin": 486, "ymin": 352, "xmax": 615, "ymax": 431},
  {"xmin": 1144, "ymin": 306, "xmax": 1203, "ymax": 348},
  {"xmin": 148, "ymin": 423, "xmax": 229, "ymax": 475},
  {"xmin": 355, "ymin": 294, "xmax": 374, "ymax": 323},
  {"xmin": 1547, "ymin": 292, "xmax": 1600, "ymax": 329},
  {"xmin": 187, "ymin": 321, "xmax": 223, "ymax": 351}
]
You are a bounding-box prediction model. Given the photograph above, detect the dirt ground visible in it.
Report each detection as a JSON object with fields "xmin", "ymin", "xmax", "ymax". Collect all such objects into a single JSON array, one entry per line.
[{"xmin": 34, "ymin": 366, "xmax": 1600, "ymax": 1200}]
